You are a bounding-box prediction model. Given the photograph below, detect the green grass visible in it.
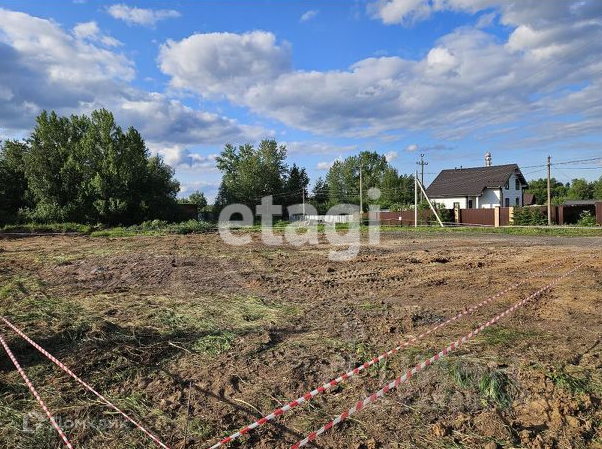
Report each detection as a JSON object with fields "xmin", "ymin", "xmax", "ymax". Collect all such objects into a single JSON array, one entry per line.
[
  {"xmin": 546, "ymin": 366, "xmax": 602, "ymax": 396},
  {"xmin": 444, "ymin": 358, "xmax": 516, "ymax": 408},
  {"xmin": 192, "ymin": 332, "xmax": 235, "ymax": 356},
  {"xmin": 479, "ymin": 326, "xmax": 543, "ymax": 346},
  {"xmin": 3, "ymin": 220, "xmax": 600, "ymax": 237},
  {"xmin": 0, "ymin": 222, "xmax": 95, "ymax": 234}
]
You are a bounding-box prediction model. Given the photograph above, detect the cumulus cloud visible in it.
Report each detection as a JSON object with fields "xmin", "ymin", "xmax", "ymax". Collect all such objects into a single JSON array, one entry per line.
[
  {"xmin": 73, "ymin": 21, "xmax": 122, "ymax": 47},
  {"xmin": 159, "ymin": 31, "xmax": 291, "ymax": 98},
  {"xmin": 384, "ymin": 151, "xmax": 398, "ymax": 162},
  {"xmin": 153, "ymin": 146, "xmax": 218, "ymax": 170},
  {"xmin": 157, "ymin": 1, "xmax": 602, "ymax": 146},
  {"xmin": 300, "ymin": 10, "xmax": 319, "ymax": 22},
  {"xmin": 107, "ymin": 4, "xmax": 180, "ymax": 27},
  {"xmin": 316, "ymin": 157, "xmax": 342, "ymax": 170},
  {"xmin": 0, "ymin": 8, "xmax": 268, "ymax": 153},
  {"xmin": 285, "ymin": 141, "xmax": 358, "ymax": 155}
]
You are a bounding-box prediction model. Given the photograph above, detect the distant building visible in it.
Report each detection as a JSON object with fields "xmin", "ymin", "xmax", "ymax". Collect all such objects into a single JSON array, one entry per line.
[{"xmin": 426, "ymin": 154, "xmax": 528, "ymax": 209}]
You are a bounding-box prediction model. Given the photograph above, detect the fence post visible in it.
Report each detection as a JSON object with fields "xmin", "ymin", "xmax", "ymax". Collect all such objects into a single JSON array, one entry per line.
[
  {"xmin": 508, "ymin": 206, "xmax": 515, "ymax": 225},
  {"xmin": 558, "ymin": 206, "xmax": 564, "ymax": 225},
  {"xmin": 494, "ymin": 207, "xmax": 500, "ymax": 227},
  {"xmin": 454, "ymin": 204, "xmax": 460, "ymax": 223},
  {"xmin": 596, "ymin": 202, "xmax": 602, "ymax": 225}
]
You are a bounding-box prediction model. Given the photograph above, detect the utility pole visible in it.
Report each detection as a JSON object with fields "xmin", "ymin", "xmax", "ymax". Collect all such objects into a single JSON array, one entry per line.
[
  {"xmin": 302, "ymin": 187, "xmax": 306, "ymax": 218},
  {"xmin": 416, "ymin": 154, "xmax": 428, "ymax": 203},
  {"xmin": 547, "ymin": 155, "xmax": 552, "ymax": 226},
  {"xmin": 359, "ymin": 165, "xmax": 363, "ymax": 222},
  {"xmin": 414, "ymin": 170, "xmax": 418, "ymax": 228}
]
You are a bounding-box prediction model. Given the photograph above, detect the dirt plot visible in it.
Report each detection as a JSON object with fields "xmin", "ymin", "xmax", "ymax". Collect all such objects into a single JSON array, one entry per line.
[{"xmin": 0, "ymin": 231, "xmax": 601, "ymax": 449}]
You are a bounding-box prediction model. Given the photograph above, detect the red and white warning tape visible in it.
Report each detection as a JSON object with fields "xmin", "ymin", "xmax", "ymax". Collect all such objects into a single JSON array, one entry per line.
[
  {"xmin": 0, "ymin": 316, "xmax": 170, "ymax": 449},
  {"xmin": 0, "ymin": 332, "xmax": 73, "ymax": 448},
  {"xmin": 208, "ymin": 260, "xmax": 562, "ymax": 448},
  {"xmin": 291, "ymin": 261, "xmax": 585, "ymax": 448}
]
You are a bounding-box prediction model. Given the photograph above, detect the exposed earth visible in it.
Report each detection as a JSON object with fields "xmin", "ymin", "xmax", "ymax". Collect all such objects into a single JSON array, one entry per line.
[{"xmin": 0, "ymin": 231, "xmax": 601, "ymax": 449}]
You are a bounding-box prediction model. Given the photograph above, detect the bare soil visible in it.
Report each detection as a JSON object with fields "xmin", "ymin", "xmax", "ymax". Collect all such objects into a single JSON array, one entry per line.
[{"xmin": 0, "ymin": 232, "xmax": 601, "ymax": 449}]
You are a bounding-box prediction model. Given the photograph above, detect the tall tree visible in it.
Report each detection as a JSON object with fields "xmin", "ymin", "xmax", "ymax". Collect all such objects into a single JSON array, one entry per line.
[
  {"xmin": 180, "ymin": 190, "xmax": 208, "ymax": 209},
  {"xmin": 324, "ymin": 151, "xmax": 413, "ymax": 210},
  {"xmin": 215, "ymin": 140, "xmax": 289, "ymax": 210},
  {"xmin": 594, "ymin": 176, "xmax": 602, "ymax": 200},
  {"xmin": 18, "ymin": 109, "xmax": 180, "ymax": 224},
  {"xmin": 567, "ymin": 178, "xmax": 594, "ymax": 200},
  {"xmin": 525, "ymin": 177, "xmax": 569, "ymax": 204},
  {"xmin": 0, "ymin": 139, "xmax": 30, "ymax": 223},
  {"xmin": 285, "ymin": 163, "xmax": 309, "ymax": 206}
]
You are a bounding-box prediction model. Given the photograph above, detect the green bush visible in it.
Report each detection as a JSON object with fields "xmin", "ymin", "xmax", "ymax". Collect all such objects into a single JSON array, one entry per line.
[
  {"xmin": 512, "ymin": 207, "xmax": 547, "ymax": 225},
  {"xmin": 577, "ymin": 210, "xmax": 597, "ymax": 227}
]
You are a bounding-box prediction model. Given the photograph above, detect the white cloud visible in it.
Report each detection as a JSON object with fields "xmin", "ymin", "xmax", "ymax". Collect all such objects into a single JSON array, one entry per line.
[
  {"xmin": 285, "ymin": 141, "xmax": 358, "ymax": 155},
  {"xmin": 0, "ymin": 8, "xmax": 269, "ymax": 155},
  {"xmin": 316, "ymin": 157, "xmax": 342, "ymax": 170},
  {"xmin": 159, "ymin": 31, "xmax": 291, "ymax": 98},
  {"xmin": 368, "ymin": 0, "xmax": 431, "ymax": 25},
  {"xmin": 73, "ymin": 21, "xmax": 122, "ymax": 47},
  {"xmin": 384, "ymin": 150, "xmax": 398, "ymax": 162},
  {"xmin": 107, "ymin": 4, "xmax": 180, "ymax": 27},
  {"xmin": 475, "ymin": 12, "xmax": 496, "ymax": 29},
  {"xmin": 300, "ymin": 10, "xmax": 319, "ymax": 22},
  {"xmin": 406, "ymin": 144, "xmax": 418, "ymax": 152},
  {"xmin": 157, "ymin": 1, "xmax": 602, "ymax": 147}
]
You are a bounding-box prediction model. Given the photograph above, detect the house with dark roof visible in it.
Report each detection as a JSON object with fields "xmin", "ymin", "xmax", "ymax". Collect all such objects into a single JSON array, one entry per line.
[{"xmin": 426, "ymin": 156, "xmax": 528, "ymax": 209}]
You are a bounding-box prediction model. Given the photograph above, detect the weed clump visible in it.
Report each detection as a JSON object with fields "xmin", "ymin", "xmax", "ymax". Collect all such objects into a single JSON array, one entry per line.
[{"xmin": 445, "ymin": 358, "xmax": 516, "ymax": 409}]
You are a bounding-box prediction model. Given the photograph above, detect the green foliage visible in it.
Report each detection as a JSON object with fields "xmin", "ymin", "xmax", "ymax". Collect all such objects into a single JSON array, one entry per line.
[
  {"xmin": 512, "ymin": 206, "xmax": 547, "ymax": 225},
  {"xmin": 285, "ymin": 163, "xmax": 310, "ymax": 207},
  {"xmin": 1, "ymin": 109, "xmax": 181, "ymax": 225},
  {"xmin": 0, "ymin": 139, "xmax": 30, "ymax": 223},
  {"xmin": 594, "ymin": 175, "xmax": 602, "ymax": 200},
  {"xmin": 179, "ymin": 190, "xmax": 208, "ymax": 209},
  {"xmin": 567, "ymin": 178, "xmax": 594, "ymax": 200},
  {"xmin": 89, "ymin": 219, "xmax": 215, "ymax": 237},
  {"xmin": 546, "ymin": 366, "xmax": 601, "ymax": 396},
  {"xmin": 524, "ymin": 177, "xmax": 568, "ymax": 205},
  {"xmin": 215, "ymin": 140, "xmax": 289, "ymax": 211},
  {"xmin": 324, "ymin": 151, "xmax": 414, "ymax": 211},
  {"xmin": 445, "ymin": 359, "xmax": 516, "ymax": 409},
  {"xmin": 577, "ymin": 210, "xmax": 597, "ymax": 227}
]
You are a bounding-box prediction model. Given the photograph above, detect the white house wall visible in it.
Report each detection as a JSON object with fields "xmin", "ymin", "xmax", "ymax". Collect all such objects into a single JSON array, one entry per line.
[
  {"xmin": 433, "ymin": 197, "xmax": 468, "ymax": 209},
  {"xmin": 479, "ymin": 188, "xmax": 502, "ymax": 208},
  {"xmin": 501, "ymin": 173, "xmax": 523, "ymax": 207}
]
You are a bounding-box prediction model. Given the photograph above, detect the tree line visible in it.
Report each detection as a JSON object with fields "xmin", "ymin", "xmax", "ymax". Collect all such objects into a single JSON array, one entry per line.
[
  {"xmin": 3, "ymin": 108, "xmax": 601, "ymax": 226},
  {"xmin": 0, "ymin": 109, "xmax": 181, "ymax": 225},
  {"xmin": 525, "ymin": 177, "xmax": 602, "ymax": 205}
]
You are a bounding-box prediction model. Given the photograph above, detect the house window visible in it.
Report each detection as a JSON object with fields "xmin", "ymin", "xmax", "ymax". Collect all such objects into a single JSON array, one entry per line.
[
  {"xmin": 515, "ymin": 197, "xmax": 520, "ymax": 206},
  {"xmin": 505, "ymin": 181, "xmax": 509, "ymax": 190},
  {"xmin": 505, "ymin": 198, "xmax": 510, "ymax": 207},
  {"xmin": 515, "ymin": 179, "xmax": 520, "ymax": 190},
  {"xmin": 468, "ymin": 199, "xmax": 473, "ymax": 208}
]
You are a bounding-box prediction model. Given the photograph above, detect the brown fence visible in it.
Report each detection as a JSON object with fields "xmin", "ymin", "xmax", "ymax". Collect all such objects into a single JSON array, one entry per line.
[
  {"xmin": 558, "ymin": 204, "xmax": 594, "ymax": 225},
  {"xmin": 376, "ymin": 203, "xmax": 602, "ymax": 227},
  {"xmin": 500, "ymin": 207, "xmax": 511, "ymax": 226},
  {"xmin": 378, "ymin": 210, "xmax": 448, "ymax": 226},
  {"xmin": 459, "ymin": 208, "xmax": 495, "ymax": 226}
]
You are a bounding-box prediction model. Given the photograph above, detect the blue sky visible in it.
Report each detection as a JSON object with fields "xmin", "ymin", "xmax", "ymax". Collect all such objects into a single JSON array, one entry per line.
[{"xmin": 1, "ymin": 1, "xmax": 601, "ymax": 200}]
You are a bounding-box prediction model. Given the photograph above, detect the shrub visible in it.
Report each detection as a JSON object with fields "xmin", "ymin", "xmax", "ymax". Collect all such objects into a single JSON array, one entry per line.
[
  {"xmin": 512, "ymin": 207, "xmax": 547, "ymax": 225},
  {"xmin": 577, "ymin": 210, "xmax": 597, "ymax": 227}
]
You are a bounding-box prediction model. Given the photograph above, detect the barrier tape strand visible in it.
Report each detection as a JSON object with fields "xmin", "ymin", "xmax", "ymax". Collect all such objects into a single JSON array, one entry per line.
[
  {"xmin": 0, "ymin": 332, "xmax": 73, "ymax": 448},
  {"xmin": 208, "ymin": 260, "xmax": 562, "ymax": 448},
  {"xmin": 0, "ymin": 316, "xmax": 170, "ymax": 449},
  {"xmin": 291, "ymin": 261, "xmax": 584, "ymax": 448}
]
